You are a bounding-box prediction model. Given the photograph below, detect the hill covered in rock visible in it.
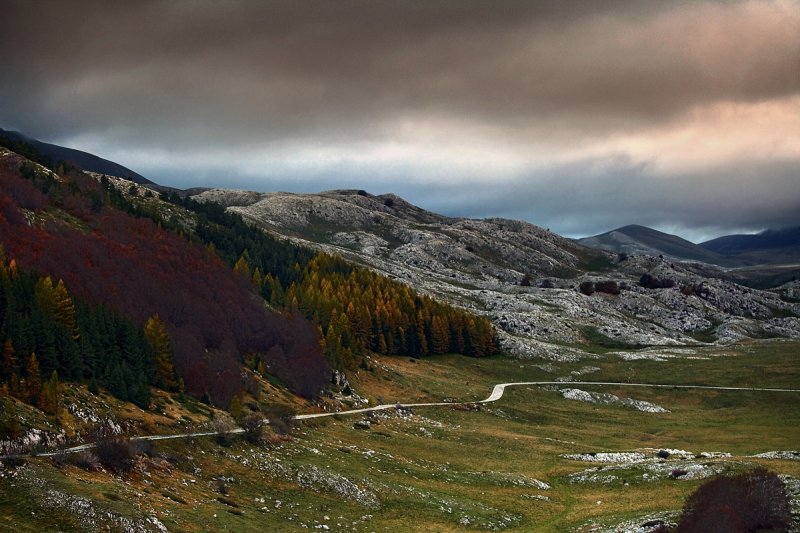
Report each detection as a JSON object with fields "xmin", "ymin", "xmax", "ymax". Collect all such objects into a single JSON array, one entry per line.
[{"xmin": 192, "ymin": 189, "xmax": 800, "ymax": 361}]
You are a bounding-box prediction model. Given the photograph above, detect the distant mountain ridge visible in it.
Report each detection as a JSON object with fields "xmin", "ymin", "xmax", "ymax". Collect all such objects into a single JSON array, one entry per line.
[
  {"xmin": 579, "ymin": 224, "xmax": 800, "ymax": 267},
  {"xmin": 700, "ymin": 226, "xmax": 800, "ymax": 255},
  {"xmin": 577, "ymin": 225, "xmax": 728, "ymax": 265},
  {"xmin": 0, "ymin": 127, "xmax": 152, "ymax": 184}
]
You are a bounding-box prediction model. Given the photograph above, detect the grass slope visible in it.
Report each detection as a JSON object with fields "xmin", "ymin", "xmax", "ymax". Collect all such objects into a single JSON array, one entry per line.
[{"xmin": 2, "ymin": 339, "xmax": 799, "ymax": 531}]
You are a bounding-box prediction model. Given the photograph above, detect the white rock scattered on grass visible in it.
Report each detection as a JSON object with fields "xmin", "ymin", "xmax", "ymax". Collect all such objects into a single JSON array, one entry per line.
[
  {"xmin": 697, "ymin": 452, "xmax": 731, "ymax": 459},
  {"xmin": 568, "ymin": 459, "xmax": 727, "ymax": 485},
  {"xmin": 563, "ymin": 452, "xmax": 646, "ymax": 463},
  {"xmin": 753, "ymin": 451, "xmax": 800, "ymax": 461},
  {"xmin": 522, "ymin": 494, "xmax": 550, "ymax": 501},
  {"xmin": 559, "ymin": 388, "xmax": 669, "ymax": 413}
]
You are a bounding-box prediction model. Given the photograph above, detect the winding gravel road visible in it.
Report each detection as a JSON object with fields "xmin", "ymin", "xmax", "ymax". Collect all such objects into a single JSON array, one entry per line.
[{"xmin": 20, "ymin": 381, "xmax": 800, "ymax": 458}]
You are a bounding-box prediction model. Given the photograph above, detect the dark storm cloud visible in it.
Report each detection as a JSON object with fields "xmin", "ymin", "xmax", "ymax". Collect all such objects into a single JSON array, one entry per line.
[
  {"xmin": 1, "ymin": 0, "xmax": 798, "ymax": 238},
  {"xmin": 2, "ymin": 0, "xmax": 798, "ymax": 146}
]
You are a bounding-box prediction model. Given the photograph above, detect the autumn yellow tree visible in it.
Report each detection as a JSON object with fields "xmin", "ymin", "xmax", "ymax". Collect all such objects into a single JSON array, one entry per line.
[
  {"xmin": 39, "ymin": 370, "xmax": 61, "ymax": 415},
  {"xmin": 34, "ymin": 276, "xmax": 78, "ymax": 339},
  {"xmin": 25, "ymin": 352, "xmax": 41, "ymax": 403},
  {"xmin": 144, "ymin": 315, "xmax": 178, "ymax": 390}
]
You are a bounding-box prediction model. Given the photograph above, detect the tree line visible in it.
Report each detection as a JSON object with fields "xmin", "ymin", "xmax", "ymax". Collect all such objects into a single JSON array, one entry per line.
[
  {"xmin": 0, "ymin": 152, "xmax": 330, "ymax": 408},
  {"xmin": 0, "ymin": 247, "xmax": 178, "ymax": 411},
  {"xmin": 161, "ymin": 194, "xmax": 499, "ymax": 369}
]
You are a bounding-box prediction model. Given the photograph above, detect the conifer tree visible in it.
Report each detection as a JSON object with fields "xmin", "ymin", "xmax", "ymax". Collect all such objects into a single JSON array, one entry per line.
[
  {"xmin": 1, "ymin": 339, "xmax": 16, "ymax": 381},
  {"xmin": 252, "ymin": 266, "xmax": 264, "ymax": 291},
  {"xmin": 25, "ymin": 352, "xmax": 41, "ymax": 404},
  {"xmin": 229, "ymin": 395, "xmax": 242, "ymax": 421},
  {"xmin": 34, "ymin": 276, "xmax": 78, "ymax": 338},
  {"xmin": 233, "ymin": 252, "xmax": 251, "ymax": 277},
  {"xmin": 39, "ymin": 370, "xmax": 61, "ymax": 415},
  {"xmin": 143, "ymin": 315, "xmax": 177, "ymax": 390}
]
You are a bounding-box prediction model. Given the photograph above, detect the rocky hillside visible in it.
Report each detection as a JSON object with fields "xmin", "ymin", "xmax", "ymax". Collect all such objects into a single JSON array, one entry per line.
[
  {"xmin": 192, "ymin": 189, "xmax": 800, "ymax": 361},
  {"xmin": 195, "ymin": 188, "xmax": 608, "ymax": 282}
]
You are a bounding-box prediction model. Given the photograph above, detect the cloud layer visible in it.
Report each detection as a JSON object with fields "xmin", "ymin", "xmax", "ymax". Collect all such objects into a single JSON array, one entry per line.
[{"xmin": 2, "ymin": 0, "xmax": 798, "ymax": 239}]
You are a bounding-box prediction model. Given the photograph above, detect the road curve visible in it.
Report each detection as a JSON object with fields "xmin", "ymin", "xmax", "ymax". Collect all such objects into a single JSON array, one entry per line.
[
  {"xmin": 19, "ymin": 381, "xmax": 800, "ymax": 458},
  {"xmin": 477, "ymin": 381, "xmax": 800, "ymax": 404},
  {"xmin": 297, "ymin": 380, "xmax": 800, "ymax": 421}
]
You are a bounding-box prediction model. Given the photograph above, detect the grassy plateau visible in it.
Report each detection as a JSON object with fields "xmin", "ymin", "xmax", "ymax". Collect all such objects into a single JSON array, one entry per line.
[{"xmin": 1, "ymin": 339, "xmax": 799, "ymax": 532}]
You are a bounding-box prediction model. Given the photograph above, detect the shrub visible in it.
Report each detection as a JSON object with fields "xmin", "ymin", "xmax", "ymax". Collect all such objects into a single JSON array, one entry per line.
[
  {"xmin": 579, "ymin": 281, "xmax": 595, "ymax": 295},
  {"xmin": 72, "ymin": 451, "xmax": 100, "ymax": 471},
  {"xmin": 213, "ymin": 414, "xmax": 237, "ymax": 446},
  {"xmin": 95, "ymin": 438, "xmax": 136, "ymax": 475},
  {"xmin": 1, "ymin": 456, "xmax": 25, "ymax": 468},
  {"xmin": 130, "ymin": 439, "xmax": 155, "ymax": 458},
  {"xmin": 676, "ymin": 467, "xmax": 790, "ymax": 532},
  {"xmin": 241, "ymin": 413, "xmax": 265, "ymax": 444},
  {"xmin": 639, "ymin": 274, "xmax": 676, "ymax": 289},
  {"xmin": 264, "ymin": 403, "xmax": 296, "ymax": 436},
  {"xmin": 594, "ymin": 280, "xmax": 620, "ymax": 295},
  {"xmin": 51, "ymin": 451, "xmax": 69, "ymax": 469}
]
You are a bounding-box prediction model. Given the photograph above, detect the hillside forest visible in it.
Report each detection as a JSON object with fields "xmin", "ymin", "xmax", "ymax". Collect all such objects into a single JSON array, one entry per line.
[{"xmin": 0, "ymin": 140, "xmax": 496, "ymax": 418}]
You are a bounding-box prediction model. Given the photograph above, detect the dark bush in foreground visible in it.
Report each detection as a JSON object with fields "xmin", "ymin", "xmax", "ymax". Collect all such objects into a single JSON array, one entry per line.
[{"xmin": 675, "ymin": 467, "xmax": 790, "ymax": 532}]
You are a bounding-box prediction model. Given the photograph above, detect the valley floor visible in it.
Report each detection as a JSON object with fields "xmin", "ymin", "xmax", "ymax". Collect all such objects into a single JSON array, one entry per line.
[{"xmin": 2, "ymin": 339, "xmax": 800, "ymax": 532}]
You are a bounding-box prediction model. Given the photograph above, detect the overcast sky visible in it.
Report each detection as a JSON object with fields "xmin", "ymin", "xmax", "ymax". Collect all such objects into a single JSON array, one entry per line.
[{"xmin": 1, "ymin": 0, "xmax": 798, "ymax": 241}]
